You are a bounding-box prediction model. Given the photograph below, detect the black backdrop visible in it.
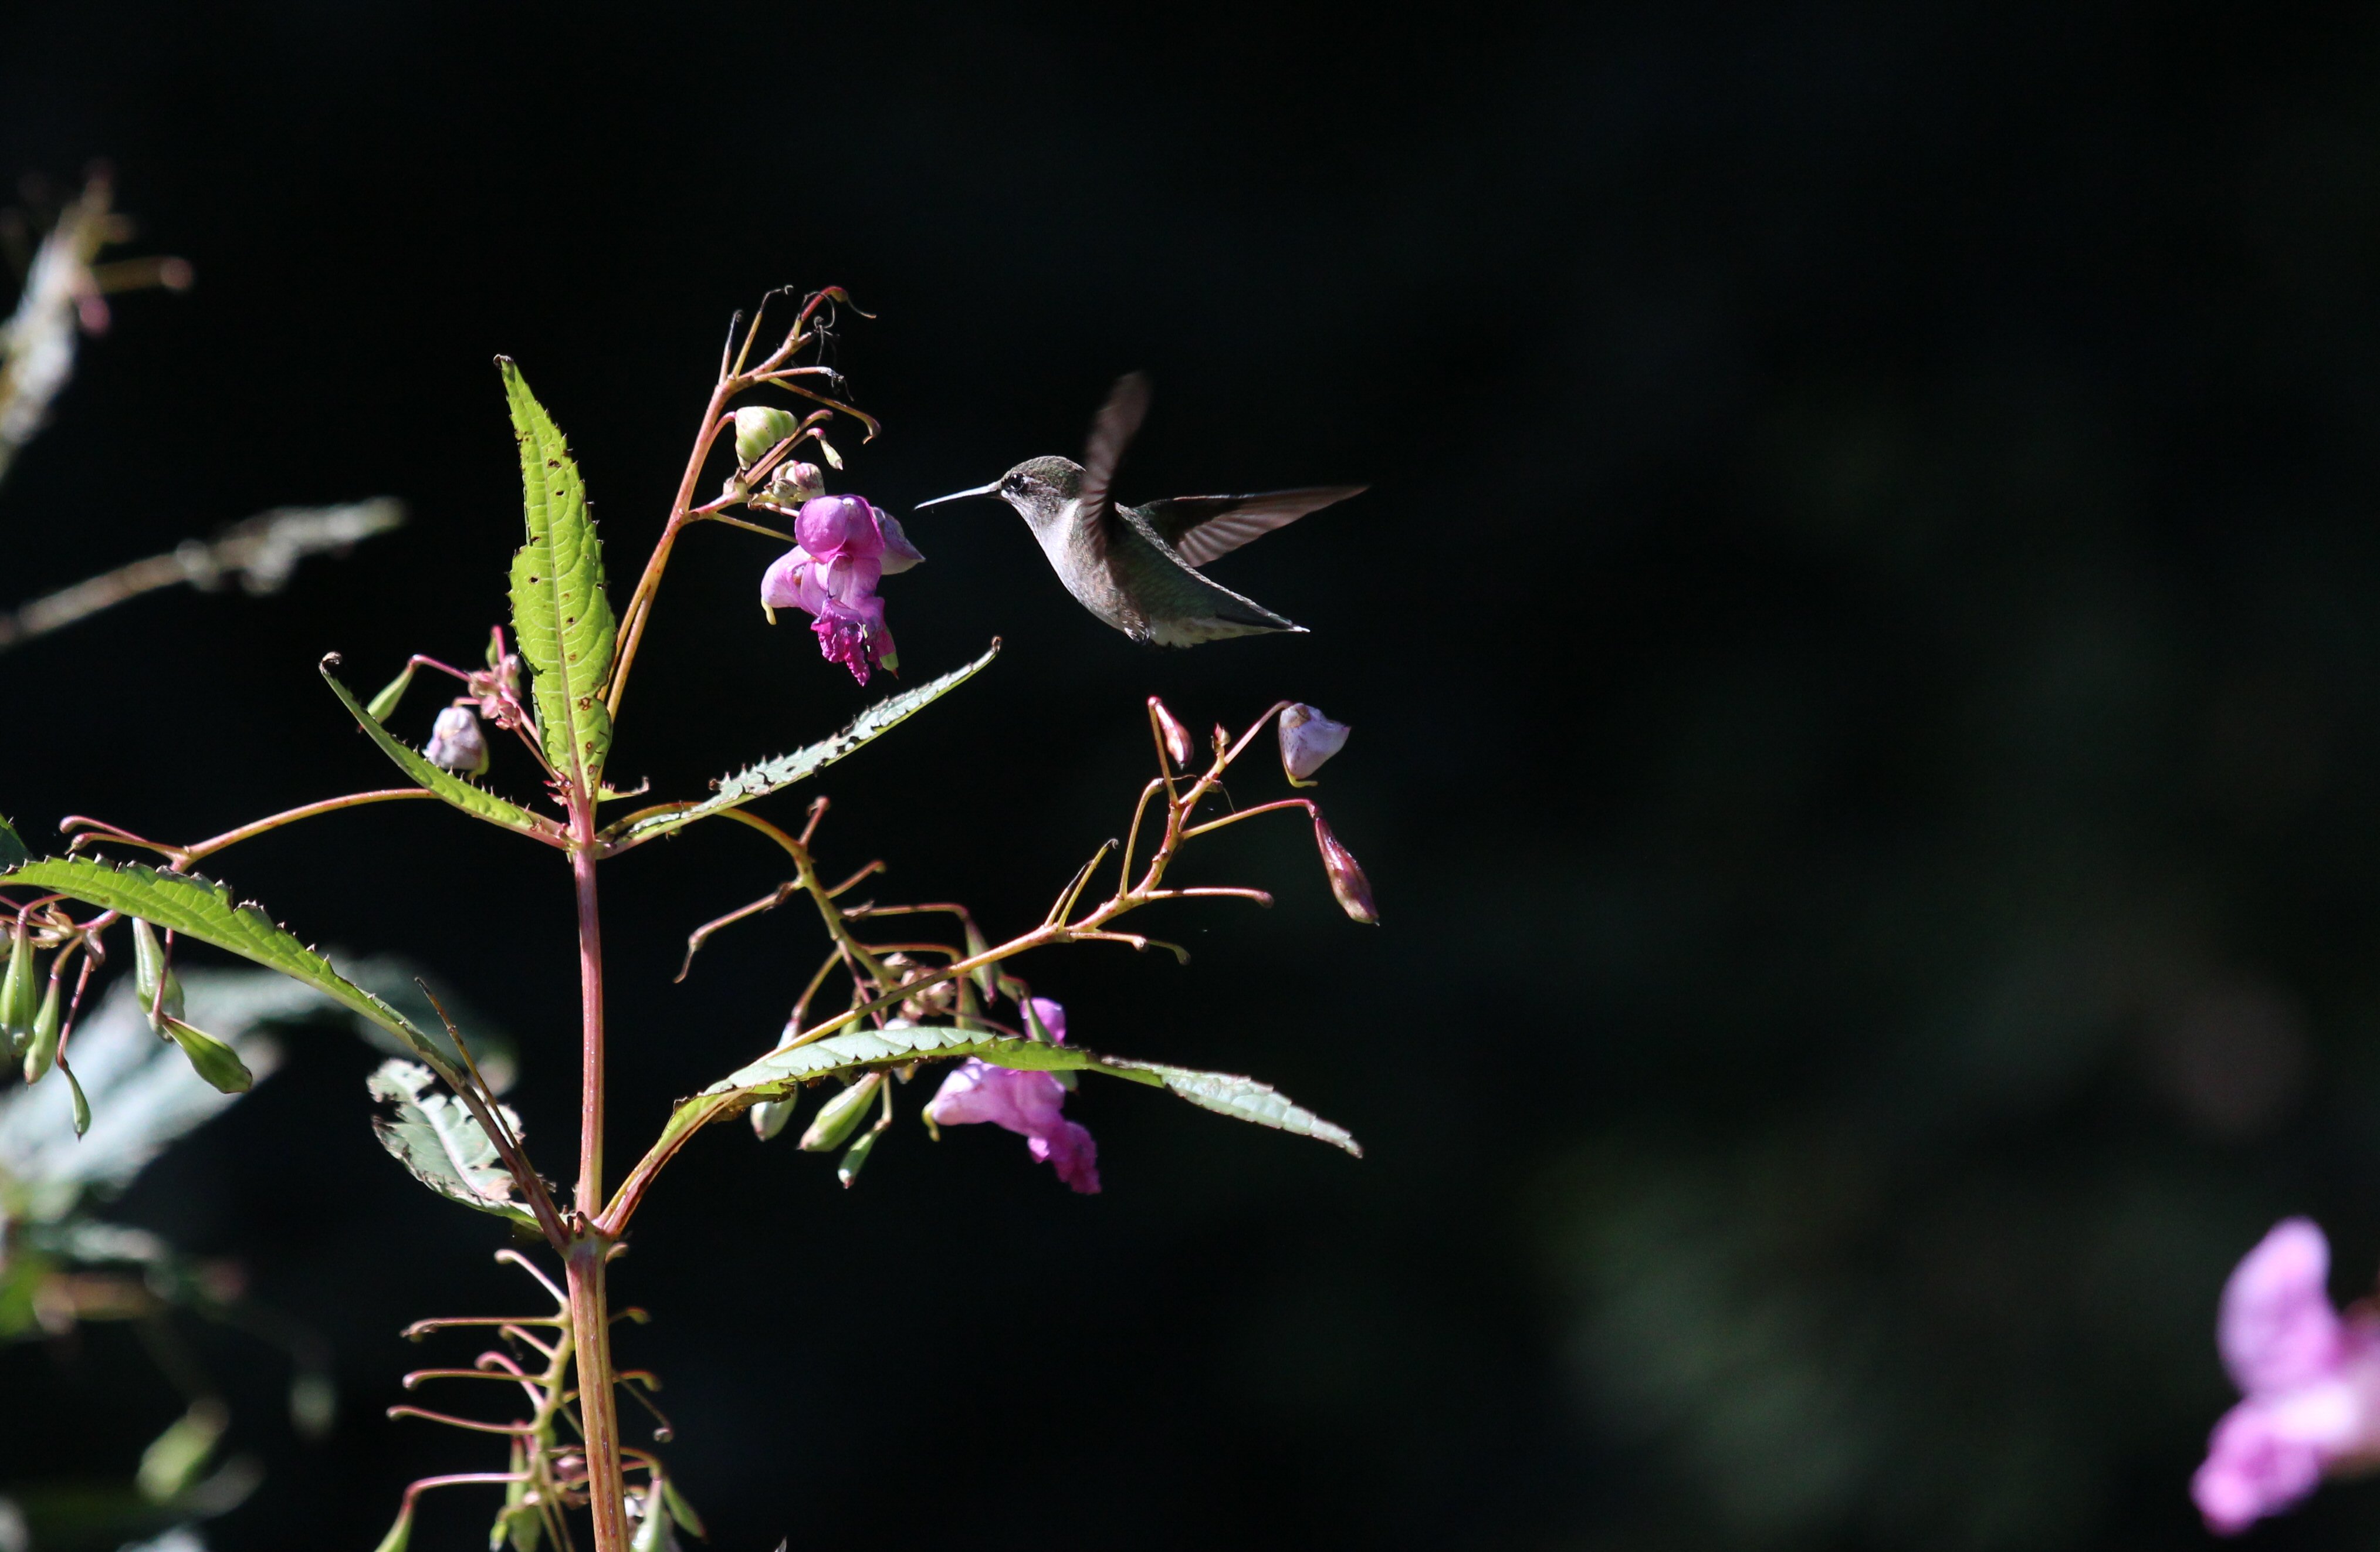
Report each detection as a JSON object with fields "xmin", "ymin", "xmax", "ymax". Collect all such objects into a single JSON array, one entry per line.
[{"xmin": 9, "ymin": 4, "xmax": 2380, "ymax": 1549}]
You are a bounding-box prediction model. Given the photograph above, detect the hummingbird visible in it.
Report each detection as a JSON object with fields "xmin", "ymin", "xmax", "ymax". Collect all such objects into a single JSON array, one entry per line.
[{"xmin": 915, "ymin": 374, "xmax": 1365, "ymax": 647}]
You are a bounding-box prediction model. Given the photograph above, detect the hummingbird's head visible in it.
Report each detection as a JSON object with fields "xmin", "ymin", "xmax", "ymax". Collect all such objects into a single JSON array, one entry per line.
[{"xmin": 916, "ymin": 455, "xmax": 1084, "ymax": 530}]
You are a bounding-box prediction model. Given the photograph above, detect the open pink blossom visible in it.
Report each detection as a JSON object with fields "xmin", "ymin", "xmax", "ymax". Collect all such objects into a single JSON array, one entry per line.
[
  {"xmin": 925, "ymin": 998, "xmax": 1099, "ymax": 1193},
  {"xmin": 760, "ymin": 492, "xmax": 917, "ymax": 685},
  {"xmin": 2194, "ymin": 1218, "xmax": 2380, "ymax": 1534}
]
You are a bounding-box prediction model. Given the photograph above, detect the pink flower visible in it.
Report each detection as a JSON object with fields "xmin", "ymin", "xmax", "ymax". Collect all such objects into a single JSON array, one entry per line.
[
  {"xmin": 925, "ymin": 998, "xmax": 1100, "ymax": 1194},
  {"xmin": 2194, "ymin": 1219, "xmax": 2380, "ymax": 1534},
  {"xmin": 759, "ymin": 492, "xmax": 917, "ymax": 685},
  {"xmin": 811, "ymin": 593, "xmax": 898, "ymax": 687}
]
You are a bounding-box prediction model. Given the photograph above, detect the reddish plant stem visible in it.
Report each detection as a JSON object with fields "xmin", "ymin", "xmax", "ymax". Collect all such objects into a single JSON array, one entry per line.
[{"xmin": 566, "ymin": 804, "xmax": 629, "ymax": 1552}]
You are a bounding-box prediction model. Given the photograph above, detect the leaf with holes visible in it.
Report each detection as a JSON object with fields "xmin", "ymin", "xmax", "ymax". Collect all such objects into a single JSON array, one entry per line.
[
  {"xmin": 0, "ymin": 858, "xmax": 455, "ymax": 1078},
  {"xmin": 599, "ymin": 643, "xmax": 1000, "ymax": 852},
  {"xmin": 367, "ymin": 1059, "xmax": 536, "ymax": 1227},
  {"xmin": 501, "ymin": 359, "xmax": 615, "ymax": 793},
  {"xmin": 320, "ymin": 659, "xmax": 563, "ymax": 845}
]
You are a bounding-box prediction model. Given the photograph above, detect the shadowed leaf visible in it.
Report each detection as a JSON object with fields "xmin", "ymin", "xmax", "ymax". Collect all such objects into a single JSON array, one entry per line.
[{"xmin": 367, "ymin": 1058, "xmax": 536, "ymax": 1228}]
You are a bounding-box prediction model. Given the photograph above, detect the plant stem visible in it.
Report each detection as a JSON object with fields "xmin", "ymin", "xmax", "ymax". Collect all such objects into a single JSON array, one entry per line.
[{"xmin": 567, "ymin": 806, "xmax": 629, "ymax": 1552}]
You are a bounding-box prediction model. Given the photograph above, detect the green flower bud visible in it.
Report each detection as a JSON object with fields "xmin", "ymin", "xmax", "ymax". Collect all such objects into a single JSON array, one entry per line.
[
  {"xmin": 836, "ymin": 1123, "xmax": 882, "ymax": 1189},
  {"xmin": 1, "ymin": 918, "xmax": 38, "ymax": 1057},
  {"xmin": 63, "ymin": 1061, "xmax": 89, "ymax": 1136},
  {"xmin": 799, "ymin": 1071, "xmax": 883, "ymax": 1152},
  {"xmin": 22, "ymin": 969, "xmax": 61, "ymax": 1083},
  {"xmin": 164, "ymin": 1016, "xmax": 252, "ymax": 1093},
  {"xmin": 365, "ymin": 660, "xmax": 417, "ymax": 722},
  {"xmin": 732, "ymin": 406, "xmax": 800, "ymax": 468},
  {"xmin": 749, "ymin": 1094, "xmax": 799, "ymax": 1141},
  {"xmin": 132, "ymin": 917, "xmax": 185, "ymax": 1030}
]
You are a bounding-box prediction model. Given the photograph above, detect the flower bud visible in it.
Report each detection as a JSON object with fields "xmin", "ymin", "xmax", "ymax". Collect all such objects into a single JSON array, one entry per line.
[
  {"xmin": 132, "ymin": 917, "xmax": 185, "ymax": 1031},
  {"xmin": 22, "ymin": 969, "xmax": 61, "ymax": 1083},
  {"xmin": 749, "ymin": 1095, "xmax": 799, "ymax": 1141},
  {"xmin": 732, "ymin": 405, "xmax": 800, "ymax": 468},
  {"xmin": 800, "ymin": 1071, "xmax": 884, "ymax": 1152},
  {"xmin": 1, "ymin": 918, "xmax": 38, "ymax": 1056},
  {"xmin": 1312, "ymin": 814, "xmax": 1379, "ymax": 924},
  {"xmin": 1278, "ymin": 704, "xmax": 1351, "ymax": 786},
  {"xmin": 763, "ymin": 459, "xmax": 825, "ymax": 506},
  {"xmin": 164, "ymin": 1016, "xmax": 253, "ymax": 1093},
  {"xmin": 1149, "ymin": 698, "xmax": 1192, "ymax": 766},
  {"xmin": 425, "ymin": 706, "xmax": 490, "ymax": 775}
]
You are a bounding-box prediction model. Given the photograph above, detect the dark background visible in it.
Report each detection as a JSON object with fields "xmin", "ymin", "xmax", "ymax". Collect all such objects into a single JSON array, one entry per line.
[{"xmin": 6, "ymin": 3, "xmax": 2380, "ymax": 1548}]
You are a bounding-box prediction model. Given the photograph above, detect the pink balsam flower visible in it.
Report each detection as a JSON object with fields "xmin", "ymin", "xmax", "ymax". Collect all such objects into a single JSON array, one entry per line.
[
  {"xmin": 2195, "ymin": 1218, "xmax": 2380, "ymax": 1534},
  {"xmin": 760, "ymin": 492, "xmax": 916, "ymax": 685},
  {"xmin": 925, "ymin": 998, "xmax": 1100, "ymax": 1194}
]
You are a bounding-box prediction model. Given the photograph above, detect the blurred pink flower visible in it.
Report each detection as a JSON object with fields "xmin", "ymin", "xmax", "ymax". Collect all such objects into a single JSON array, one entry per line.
[
  {"xmin": 2195, "ymin": 1218, "xmax": 2380, "ymax": 1534},
  {"xmin": 925, "ymin": 998, "xmax": 1099, "ymax": 1194}
]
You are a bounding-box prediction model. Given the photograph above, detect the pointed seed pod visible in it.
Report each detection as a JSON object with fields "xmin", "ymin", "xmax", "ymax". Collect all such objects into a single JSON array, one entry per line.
[
  {"xmin": 800, "ymin": 1071, "xmax": 883, "ymax": 1152},
  {"xmin": 132, "ymin": 918, "xmax": 185, "ymax": 1030},
  {"xmin": 1149, "ymin": 696, "xmax": 1192, "ymax": 766},
  {"xmin": 837, "ymin": 1124, "xmax": 882, "ymax": 1189},
  {"xmin": 164, "ymin": 1017, "xmax": 253, "ymax": 1093},
  {"xmin": 1312, "ymin": 813, "xmax": 1380, "ymax": 925},
  {"xmin": 1278, "ymin": 703, "xmax": 1352, "ymax": 786},
  {"xmin": 23, "ymin": 969, "xmax": 62, "ymax": 1083},
  {"xmin": 64, "ymin": 1061, "xmax": 90, "ymax": 1136},
  {"xmin": 732, "ymin": 406, "xmax": 801, "ymax": 467},
  {"xmin": 365, "ymin": 660, "xmax": 417, "ymax": 722},
  {"xmin": 371, "ymin": 1503, "xmax": 415, "ymax": 1552},
  {"xmin": 1, "ymin": 917, "xmax": 36, "ymax": 1056}
]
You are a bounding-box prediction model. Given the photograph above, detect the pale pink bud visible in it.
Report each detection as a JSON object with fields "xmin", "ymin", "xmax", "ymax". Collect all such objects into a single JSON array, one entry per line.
[
  {"xmin": 1312, "ymin": 813, "xmax": 1378, "ymax": 924},
  {"xmin": 425, "ymin": 706, "xmax": 489, "ymax": 775},
  {"xmin": 1149, "ymin": 697, "xmax": 1191, "ymax": 766},
  {"xmin": 1278, "ymin": 704, "xmax": 1351, "ymax": 785}
]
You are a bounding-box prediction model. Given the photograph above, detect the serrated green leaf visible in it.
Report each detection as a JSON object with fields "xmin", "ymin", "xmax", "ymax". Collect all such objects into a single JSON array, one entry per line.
[
  {"xmin": 600, "ymin": 643, "xmax": 1000, "ymax": 852},
  {"xmin": 0, "ymin": 813, "xmax": 28, "ymax": 870},
  {"xmin": 664, "ymin": 1019, "xmax": 1360, "ymax": 1159},
  {"xmin": 0, "ymin": 857, "xmax": 458, "ymax": 1078},
  {"xmin": 368, "ymin": 1057, "xmax": 537, "ymax": 1228},
  {"xmin": 320, "ymin": 659, "xmax": 563, "ymax": 844},
  {"xmin": 500, "ymin": 359, "xmax": 615, "ymax": 792}
]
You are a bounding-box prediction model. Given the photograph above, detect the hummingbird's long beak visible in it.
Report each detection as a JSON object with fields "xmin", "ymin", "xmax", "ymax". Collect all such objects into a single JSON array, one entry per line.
[{"xmin": 915, "ymin": 481, "xmax": 1000, "ymax": 510}]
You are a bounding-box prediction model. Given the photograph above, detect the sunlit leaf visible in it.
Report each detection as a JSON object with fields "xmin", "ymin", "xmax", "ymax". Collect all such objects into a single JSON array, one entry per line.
[
  {"xmin": 667, "ymin": 1019, "xmax": 1360, "ymax": 1159},
  {"xmin": 0, "ymin": 858, "xmax": 456, "ymax": 1077},
  {"xmin": 600, "ymin": 643, "xmax": 1000, "ymax": 851},
  {"xmin": 501, "ymin": 359, "xmax": 615, "ymax": 792},
  {"xmin": 0, "ymin": 813, "xmax": 28, "ymax": 870},
  {"xmin": 321, "ymin": 660, "xmax": 562, "ymax": 844},
  {"xmin": 367, "ymin": 1058, "xmax": 537, "ymax": 1228}
]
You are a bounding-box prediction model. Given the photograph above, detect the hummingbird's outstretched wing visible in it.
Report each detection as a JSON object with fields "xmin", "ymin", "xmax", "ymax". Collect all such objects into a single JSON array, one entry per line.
[
  {"xmin": 1076, "ymin": 372, "xmax": 1151, "ymax": 559},
  {"xmin": 1137, "ymin": 485, "xmax": 1369, "ymax": 569}
]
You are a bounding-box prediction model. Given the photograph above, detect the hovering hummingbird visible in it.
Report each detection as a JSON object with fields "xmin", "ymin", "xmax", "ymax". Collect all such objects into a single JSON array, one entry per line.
[{"xmin": 915, "ymin": 374, "xmax": 1365, "ymax": 647}]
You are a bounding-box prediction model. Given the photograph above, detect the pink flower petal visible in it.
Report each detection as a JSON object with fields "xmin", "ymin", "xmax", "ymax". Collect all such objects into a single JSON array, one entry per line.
[{"xmin": 2222, "ymin": 1219, "xmax": 2346, "ymax": 1396}]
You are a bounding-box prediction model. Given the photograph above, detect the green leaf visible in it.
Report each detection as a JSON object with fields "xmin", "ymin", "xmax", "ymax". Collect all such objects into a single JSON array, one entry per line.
[
  {"xmin": 675, "ymin": 1019, "xmax": 1360, "ymax": 1158},
  {"xmin": 0, "ymin": 813, "xmax": 27, "ymax": 870},
  {"xmin": 600, "ymin": 643, "xmax": 1001, "ymax": 851},
  {"xmin": 367, "ymin": 1058, "xmax": 537, "ymax": 1228},
  {"xmin": 500, "ymin": 359, "xmax": 615, "ymax": 792},
  {"xmin": 662, "ymin": 1477, "xmax": 707, "ymax": 1539},
  {"xmin": 0, "ymin": 857, "xmax": 459, "ymax": 1078},
  {"xmin": 321, "ymin": 658, "xmax": 562, "ymax": 845}
]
